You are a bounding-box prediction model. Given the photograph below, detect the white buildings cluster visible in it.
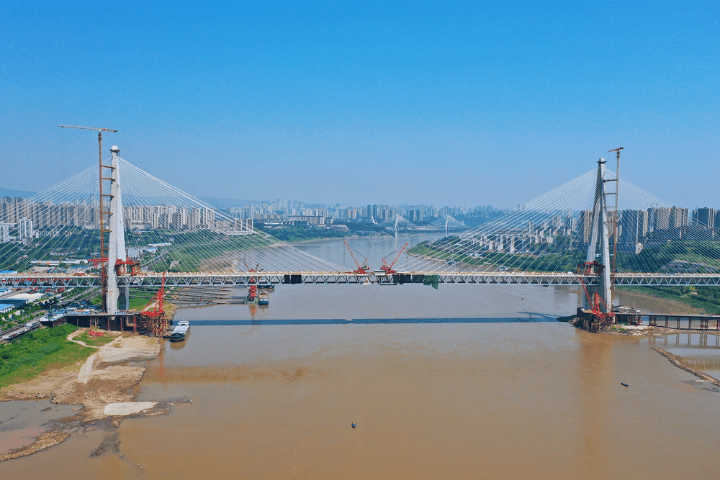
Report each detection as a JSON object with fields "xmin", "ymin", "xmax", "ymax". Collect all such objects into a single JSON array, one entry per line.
[
  {"xmin": 229, "ymin": 199, "xmax": 499, "ymax": 226},
  {"xmin": 0, "ymin": 196, "xmax": 254, "ymax": 245}
]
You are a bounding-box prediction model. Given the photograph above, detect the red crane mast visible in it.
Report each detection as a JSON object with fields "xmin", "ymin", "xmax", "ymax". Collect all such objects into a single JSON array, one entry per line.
[{"xmin": 244, "ymin": 261, "xmax": 260, "ymax": 300}]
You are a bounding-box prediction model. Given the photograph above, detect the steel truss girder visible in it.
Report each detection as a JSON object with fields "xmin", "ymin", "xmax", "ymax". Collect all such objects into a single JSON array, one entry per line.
[{"xmin": 1, "ymin": 272, "xmax": 719, "ymax": 287}]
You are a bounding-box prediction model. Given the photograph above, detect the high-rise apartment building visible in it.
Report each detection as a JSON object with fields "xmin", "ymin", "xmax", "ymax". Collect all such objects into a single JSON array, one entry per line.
[
  {"xmin": 696, "ymin": 207, "xmax": 715, "ymax": 228},
  {"xmin": 578, "ymin": 210, "xmax": 593, "ymax": 243},
  {"xmin": 648, "ymin": 207, "xmax": 671, "ymax": 231},
  {"xmin": 670, "ymin": 207, "xmax": 689, "ymax": 229},
  {"xmin": 0, "ymin": 222, "xmax": 10, "ymax": 243},
  {"xmin": 620, "ymin": 210, "xmax": 649, "ymax": 243},
  {"xmin": 18, "ymin": 218, "xmax": 33, "ymax": 245}
]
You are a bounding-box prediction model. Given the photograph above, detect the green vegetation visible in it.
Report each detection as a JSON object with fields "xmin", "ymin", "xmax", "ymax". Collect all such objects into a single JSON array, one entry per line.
[
  {"xmin": 256, "ymin": 224, "xmax": 346, "ymax": 242},
  {"xmin": 0, "ymin": 298, "xmax": 56, "ymax": 332},
  {"xmin": 0, "ymin": 324, "xmax": 94, "ymax": 389},
  {"xmin": 409, "ymin": 237, "xmax": 720, "ymax": 275},
  {"xmin": 127, "ymin": 287, "xmax": 170, "ymax": 310},
  {"xmin": 132, "ymin": 230, "xmax": 275, "ymax": 272},
  {"xmin": 129, "ymin": 294, "xmax": 153, "ymax": 310},
  {"xmin": 408, "ymin": 238, "xmax": 585, "ymax": 273},
  {"xmin": 75, "ymin": 330, "xmax": 117, "ymax": 347},
  {"xmin": 0, "ymin": 227, "xmax": 102, "ymax": 271},
  {"xmin": 618, "ymin": 286, "xmax": 720, "ymax": 314},
  {"xmin": 1, "ymin": 227, "xmax": 279, "ymax": 273},
  {"xmin": 340, "ymin": 222, "xmax": 392, "ymax": 236},
  {"xmin": 618, "ymin": 241, "xmax": 720, "ymax": 273}
]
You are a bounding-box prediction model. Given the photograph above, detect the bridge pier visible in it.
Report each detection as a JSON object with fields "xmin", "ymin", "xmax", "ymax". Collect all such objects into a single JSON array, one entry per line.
[{"xmin": 118, "ymin": 284, "xmax": 129, "ymax": 311}]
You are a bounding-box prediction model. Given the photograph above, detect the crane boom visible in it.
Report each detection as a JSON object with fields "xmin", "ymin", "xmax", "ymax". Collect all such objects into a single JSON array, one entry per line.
[
  {"xmin": 58, "ymin": 125, "xmax": 118, "ymax": 132},
  {"xmin": 381, "ymin": 242, "xmax": 409, "ymax": 274},
  {"xmin": 343, "ymin": 240, "xmax": 368, "ymax": 274}
]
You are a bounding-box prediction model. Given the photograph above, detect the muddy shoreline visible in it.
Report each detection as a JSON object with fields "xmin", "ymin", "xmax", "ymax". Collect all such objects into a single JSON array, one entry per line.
[
  {"xmin": 0, "ymin": 330, "xmax": 164, "ymax": 462},
  {"xmin": 563, "ymin": 314, "xmax": 720, "ymax": 388},
  {"xmin": 651, "ymin": 346, "xmax": 720, "ymax": 387}
]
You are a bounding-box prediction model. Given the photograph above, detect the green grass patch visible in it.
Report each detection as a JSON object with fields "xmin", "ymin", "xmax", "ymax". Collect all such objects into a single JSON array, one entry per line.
[
  {"xmin": 0, "ymin": 324, "xmax": 94, "ymax": 389},
  {"xmin": 256, "ymin": 225, "xmax": 346, "ymax": 242},
  {"xmin": 75, "ymin": 331, "xmax": 117, "ymax": 347},
  {"xmin": 129, "ymin": 295, "xmax": 154, "ymax": 310}
]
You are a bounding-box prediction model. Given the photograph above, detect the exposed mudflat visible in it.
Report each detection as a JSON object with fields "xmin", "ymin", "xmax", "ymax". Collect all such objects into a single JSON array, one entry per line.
[{"xmin": 0, "ymin": 331, "xmax": 162, "ymax": 461}]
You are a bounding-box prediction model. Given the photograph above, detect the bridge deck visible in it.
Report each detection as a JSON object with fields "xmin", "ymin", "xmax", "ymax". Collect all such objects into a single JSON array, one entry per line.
[{"xmin": 2, "ymin": 272, "xmax": 720, "ymax": 287}]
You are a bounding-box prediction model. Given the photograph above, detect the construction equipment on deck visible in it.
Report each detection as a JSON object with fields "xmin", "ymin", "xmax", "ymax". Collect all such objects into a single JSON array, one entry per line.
[
  {"xmin": 381, "ymin": 242, "xmax": 409, "ymax": 275},
  {"xmin": 243, "ymin": 261, "xmax": 261, "ymax": 301},
  {"xmin": 343, "ymin": 240, "xmax": 369, "ymax": 275},
  {"xmin": 115, "ymin": 258, "xmax": 141, "ymax": 276}
]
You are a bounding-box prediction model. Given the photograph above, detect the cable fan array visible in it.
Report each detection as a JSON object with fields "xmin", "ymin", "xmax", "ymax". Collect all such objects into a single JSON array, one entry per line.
[
  {"xmin": 402, "ymin": 169, "xmax": 720, "ymax": 275},
  {"xmin": 2, "ymin": 160, "xmax": 719, "ymax": 278},
  {"xmin": 0, "ymin": 158, "xmax": 342, "ymax": 274}
]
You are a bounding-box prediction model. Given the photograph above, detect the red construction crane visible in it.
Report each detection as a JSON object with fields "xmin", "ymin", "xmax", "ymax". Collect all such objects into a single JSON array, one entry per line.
[
  {"xmin": 115, "ymin": 258, "xmax": 140, "ymax": 276},
  {"xmin": 343, "ymin": 240, "xmax": 369, "ymax": 275},
  {"xmin": 244, "ymin": 261, "xmax": 260, "ymax": 300},
  {"xmin": 140, "ymin": 272, "xmax": 167, "ymax": 336},
  {"xmin": 143, "ymin": 271, "xmax": 166, "ymax": 318},
  {"xmin": 381, "ymin": 242, "xmax": 409, "ymax": 275},
  {"xmin": 576, "ymin": 261, "xmax": 614, "ymax": 321}
]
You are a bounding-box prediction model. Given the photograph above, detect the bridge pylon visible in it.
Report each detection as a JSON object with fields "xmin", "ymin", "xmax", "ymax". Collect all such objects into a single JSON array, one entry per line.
[
  {"xmin": 583, "ymin": 158, "xmax": 613, "ymax": 316},
  {"xmin": 106, "ymin": 146, "xmax": 127, "ymax": 314}
]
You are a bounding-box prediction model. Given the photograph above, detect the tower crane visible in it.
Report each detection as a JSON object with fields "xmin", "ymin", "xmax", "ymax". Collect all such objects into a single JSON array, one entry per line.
[
  {"xmin": 58, "ymin": 125, "xmax": 117, "ymax": 311},
  {"xmin": 608, "ymin": 147, "xmax": 624, "ymax": 276}
]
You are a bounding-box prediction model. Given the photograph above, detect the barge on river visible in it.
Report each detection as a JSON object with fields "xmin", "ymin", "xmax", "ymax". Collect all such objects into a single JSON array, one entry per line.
[{"xmin": 169, "ymin": 320, "xmax": 190, "ymax": 342}]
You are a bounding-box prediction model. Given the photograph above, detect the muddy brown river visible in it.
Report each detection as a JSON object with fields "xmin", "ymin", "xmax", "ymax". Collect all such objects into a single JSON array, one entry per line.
[{"xmin": 2, "ymin": 236, "xmax": 720, "ymax": 478}]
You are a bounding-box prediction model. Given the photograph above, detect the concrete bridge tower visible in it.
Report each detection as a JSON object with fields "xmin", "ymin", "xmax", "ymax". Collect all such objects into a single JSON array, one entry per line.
[
  {"xmin": 106, "ymin": 146, "xmax": 128, "ymax": 314},
  {"xmin": 584, "ymin": 158, "xmax": 613, "ymax": 313}
]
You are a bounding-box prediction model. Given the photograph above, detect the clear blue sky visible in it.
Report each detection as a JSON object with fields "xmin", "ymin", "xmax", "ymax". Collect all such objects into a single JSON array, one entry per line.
[{"xmin": 1, "ymin": 1, "xmax": 718, "ymax": 208}]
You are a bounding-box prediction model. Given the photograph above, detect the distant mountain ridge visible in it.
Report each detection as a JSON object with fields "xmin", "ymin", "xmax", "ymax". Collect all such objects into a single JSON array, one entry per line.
[{"xmin": 0, "ymin": 187, "xmax": 36, "ymax": 199}]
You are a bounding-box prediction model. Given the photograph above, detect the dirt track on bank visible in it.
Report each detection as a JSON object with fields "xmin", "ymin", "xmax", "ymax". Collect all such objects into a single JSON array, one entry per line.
[{"xmin": 0, "ymin": 331, "xmax": 161, "ymax": 461}]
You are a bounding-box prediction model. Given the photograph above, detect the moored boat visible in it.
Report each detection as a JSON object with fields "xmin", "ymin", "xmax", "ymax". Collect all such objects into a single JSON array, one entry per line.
[
  {"xmin": 169, "ymin": 320, "xmax": 190, "ymax": 342},
  {"xmin": 258, "ymin": 292, "xmax": 269, "ymax": 305}
]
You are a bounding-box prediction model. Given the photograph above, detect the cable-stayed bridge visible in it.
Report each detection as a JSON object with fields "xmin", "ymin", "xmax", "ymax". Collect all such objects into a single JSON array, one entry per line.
[{"xmin": 2, "ymin": 145, "xmax": 720, "ymax": 316}]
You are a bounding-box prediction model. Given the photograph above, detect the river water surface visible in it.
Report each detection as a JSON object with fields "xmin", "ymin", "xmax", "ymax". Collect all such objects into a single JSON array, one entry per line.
[{"xmin": 1, "ymin": 235, "xmax": 719, "ymax": 478}]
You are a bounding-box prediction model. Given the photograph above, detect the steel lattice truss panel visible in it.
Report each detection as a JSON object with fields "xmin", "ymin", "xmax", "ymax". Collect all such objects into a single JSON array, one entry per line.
[{"xmin": 3, "ymin": 272, "xmax": 720, "ymax": 287}]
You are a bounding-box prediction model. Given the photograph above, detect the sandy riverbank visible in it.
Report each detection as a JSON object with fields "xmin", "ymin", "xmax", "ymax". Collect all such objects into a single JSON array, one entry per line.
[{"xmin": 0, "ymin": 330, "xmax": 161, "ymax": 461}]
